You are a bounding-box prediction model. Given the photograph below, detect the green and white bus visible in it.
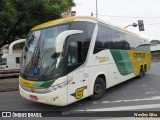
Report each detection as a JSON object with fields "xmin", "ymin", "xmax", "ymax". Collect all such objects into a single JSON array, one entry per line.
[{"xmin": 19, "ymin": 16, "xmax": 151, "ymax": 106}]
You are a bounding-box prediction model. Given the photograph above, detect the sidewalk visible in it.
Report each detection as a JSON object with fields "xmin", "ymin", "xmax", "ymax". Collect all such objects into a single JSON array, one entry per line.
[{"xmin": 0, "ymin": 77, "xmax": 19, "ymax": 92}]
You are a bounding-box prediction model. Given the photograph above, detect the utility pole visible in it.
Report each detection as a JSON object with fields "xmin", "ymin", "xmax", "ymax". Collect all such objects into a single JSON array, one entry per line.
[{"xmin": 96, "ymin": 0, "xmax": 98, "ymax": 18}]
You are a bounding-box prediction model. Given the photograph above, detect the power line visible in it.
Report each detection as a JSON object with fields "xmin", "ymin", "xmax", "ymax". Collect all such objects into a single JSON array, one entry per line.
[
  {"xmin": 94, "ymin": 14, "xmax": 160, "ymax": 25},
  {"xmin": 96, "ymin": 14, "xmax": 160, "ymax": 19},
  {"xmin": 145, "ymin": 23, "xmax": 160, "ymax": 25}
]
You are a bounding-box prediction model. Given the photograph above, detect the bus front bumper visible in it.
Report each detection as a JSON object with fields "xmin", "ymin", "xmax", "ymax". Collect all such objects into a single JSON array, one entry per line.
[{"xmin": 19, "ymin": 85, "xmax": 68, "ymax": 106}]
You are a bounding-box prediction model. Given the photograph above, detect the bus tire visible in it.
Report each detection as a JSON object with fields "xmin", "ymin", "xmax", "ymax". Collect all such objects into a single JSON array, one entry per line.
[
  {"xmin": 144, "ymin": 65, "xmax": 147, "ymax": 72},
  {"xmin": 90, "ymin": 77, "xmax": 106, "ymax": 100},
  {"xmin": 139, "ymin": 66, "xmax": 144, "ymax": 78}
]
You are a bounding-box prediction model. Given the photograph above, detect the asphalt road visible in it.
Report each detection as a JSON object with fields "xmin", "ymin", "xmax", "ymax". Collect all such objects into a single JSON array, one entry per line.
[
  {"xmin": 0, "ymin": 76, "xmax": 18, "ymax": 92},
  {"xmin": 0, "ymin": 62, "xmax": 160, "ymax": 119}
]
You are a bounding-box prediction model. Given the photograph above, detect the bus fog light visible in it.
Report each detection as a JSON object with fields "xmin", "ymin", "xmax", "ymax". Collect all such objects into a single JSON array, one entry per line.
[{"xmin": 47, "ymin": 81, "xmax": 67, "ymax": 92}]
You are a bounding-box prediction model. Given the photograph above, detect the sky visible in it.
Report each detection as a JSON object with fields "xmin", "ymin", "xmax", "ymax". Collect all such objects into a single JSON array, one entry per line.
[{"xmin": 73, "ymin": 0, "xmax": 160, "ymax": 41}]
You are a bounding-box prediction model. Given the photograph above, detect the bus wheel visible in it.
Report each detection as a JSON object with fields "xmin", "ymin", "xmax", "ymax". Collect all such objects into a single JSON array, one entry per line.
[
  {"xmin": 139, "ymin": 66, "xmax": 144, "ymax": 78},
  {"xmin": 143, "ymin": 65, "xmax": 147, "ymax": 76},
  {"xmin": 144, "ymin": 65, "xmax": 147, "ymax": 72},
  {"xmin": 90, "ymin": 77, "xmax": 106, "ymax": 100}
]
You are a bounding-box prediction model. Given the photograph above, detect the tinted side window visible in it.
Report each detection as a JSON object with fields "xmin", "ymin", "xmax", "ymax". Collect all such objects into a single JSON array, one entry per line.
[
  {"xmin": 124, "ymin": 34, "xmax": 134, "ymax": 49},
  {"xmin": 123, "ymin": 34, "xmax": 150, "ymax": 51},
  {"xmin": 93, "ymin": 25, "xmax": 111, "ymax": 54},
  {"xmin": 16, "ymin": 57, "xmax": 21, "ymax": 64},
  {"xmin": 67, "ymin": 42, "xmax": 81, "ymax": 66},
  {"xmin": 110, "ymin": 30, "xmax": 128, "ymax": 49},
  {"xmin": 70, "ymin": 21, "xmax": 95, "ymax": 62},
  {"xmin": 93, "ymin": 24, "xmax": 149, "ymax": 51},
  {"xmin": 83, "ymin": 22, "xmax": 95, "ymax": 60}
]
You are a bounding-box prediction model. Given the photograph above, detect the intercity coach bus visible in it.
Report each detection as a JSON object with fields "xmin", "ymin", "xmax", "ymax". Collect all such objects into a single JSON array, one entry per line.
[{"xmin": 19, "ymin": 16, "xmax": 151, "ymax": 106}]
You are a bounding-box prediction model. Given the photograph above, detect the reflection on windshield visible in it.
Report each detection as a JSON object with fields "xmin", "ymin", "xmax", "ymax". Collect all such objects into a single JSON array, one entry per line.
[
  {"xmin": 28, "ymin": 30, "xmax": 41, "ymax": 53},
  {"xmin": 22, "ymin": 30, "xmax": 41, "ymax": 73},
  {"xmin": 21, "ymin": 25, "xmax": 69, "ymax": 79},
  {"xmin": 39, "ymin": 25, "xmax": 68, "ymax": 76}
]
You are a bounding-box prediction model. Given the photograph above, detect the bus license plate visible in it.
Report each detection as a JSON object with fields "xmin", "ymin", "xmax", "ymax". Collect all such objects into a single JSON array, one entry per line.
[{"xmin": 29, "ymin": 95, "xmax": 38, "ymax": 100}]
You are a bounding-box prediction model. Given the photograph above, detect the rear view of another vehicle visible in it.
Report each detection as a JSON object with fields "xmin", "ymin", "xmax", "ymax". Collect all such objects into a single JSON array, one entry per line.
[
  {"xmin": 0, "ymin": 39, "xmax": 25, "ymax": 77},
  {"xmin": 0, "ymin": 52, "xmax": 20, "ymax": 77}
]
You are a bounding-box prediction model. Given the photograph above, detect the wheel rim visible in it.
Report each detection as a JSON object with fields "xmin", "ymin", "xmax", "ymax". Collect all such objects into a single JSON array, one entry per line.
[{"xmin": 95, "ymin": 84, "xmax": 102, "ymax": 94}]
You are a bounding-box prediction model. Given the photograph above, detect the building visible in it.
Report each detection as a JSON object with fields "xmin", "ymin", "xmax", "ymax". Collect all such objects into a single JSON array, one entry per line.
[
  {"xmin": 61, "ymin": 8, "xmax": 76, "ymax": 18},
  {"xmin": 151, "ymin": 44, "xmax": 160, "ymax": 61},
  {"xmin": 0, "ymin": 44, "xmax": 9, "ymax": 54}
]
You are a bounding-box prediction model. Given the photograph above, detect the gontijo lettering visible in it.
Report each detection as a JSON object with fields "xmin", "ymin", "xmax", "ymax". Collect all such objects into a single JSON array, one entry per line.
[{"xmin": 134, "ymin": 53, "xmax": 145, "ymax": 59}]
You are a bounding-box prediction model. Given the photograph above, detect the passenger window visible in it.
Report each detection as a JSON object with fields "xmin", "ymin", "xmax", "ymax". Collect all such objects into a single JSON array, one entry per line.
[
  {"xmin": 16, "ymin": 57, "xmax": 21, "ymax": 64},
  {"xmin": 70, "ymin": 22, "xmax": 96, "ymax": 63},
  {"xmin": 93, "ymin": 25, "xmax": 111, "ymax": 54},
  {"xmin": 67, "ymin": 41, "xmax": 82, "ymax": 66},
  {"xmin": 111, "ymin": 29, "xmax": 125, "ymax": 49}
]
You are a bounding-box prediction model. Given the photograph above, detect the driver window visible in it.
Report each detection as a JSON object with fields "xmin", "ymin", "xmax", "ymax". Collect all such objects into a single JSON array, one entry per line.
[{"xmin": 67, "ymin": 41, "xmax": 82, "ymax": 66}]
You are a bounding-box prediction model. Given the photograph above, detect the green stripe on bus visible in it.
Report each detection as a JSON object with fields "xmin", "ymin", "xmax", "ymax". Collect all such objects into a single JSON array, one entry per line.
[
  {"xmin": 110, "ymin": 49, "xmax": 134, "ymax": 76},
  {"xmin": 33, "ymin": 79, "xmax": 55, "ymax": 88}
]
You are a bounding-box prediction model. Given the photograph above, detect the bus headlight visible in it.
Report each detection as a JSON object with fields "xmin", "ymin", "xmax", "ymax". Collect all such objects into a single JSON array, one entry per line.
[{"xmin": 46, "ymin": 81, "xmax": 67, "ymax": 92}]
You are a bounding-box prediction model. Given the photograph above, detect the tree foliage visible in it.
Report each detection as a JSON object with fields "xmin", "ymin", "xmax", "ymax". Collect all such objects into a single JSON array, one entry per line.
[{"xmin": 0, "ymin": 0, "xmax": 75, "ymax": 47}]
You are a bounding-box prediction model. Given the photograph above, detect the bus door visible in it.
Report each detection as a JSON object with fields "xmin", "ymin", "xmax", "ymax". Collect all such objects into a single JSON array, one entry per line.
[{"xmin": 67, "ymin": 41, "xmax": 85, "ymax": 104}]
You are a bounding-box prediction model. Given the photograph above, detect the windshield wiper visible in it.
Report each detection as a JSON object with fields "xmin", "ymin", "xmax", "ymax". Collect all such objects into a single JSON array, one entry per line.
[
  {"xmin": 38, "ymin": 50, "xmax": 51, "ymax": 76},
  {"xmin": 24, "ymin": 46, "xmax": 38, "ymax": 76}
]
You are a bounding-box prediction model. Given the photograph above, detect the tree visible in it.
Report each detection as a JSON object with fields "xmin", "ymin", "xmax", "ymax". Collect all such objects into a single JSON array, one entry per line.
[{"xmin": 0, "ymin": 0, "xmax": 75, "ymax": 47}]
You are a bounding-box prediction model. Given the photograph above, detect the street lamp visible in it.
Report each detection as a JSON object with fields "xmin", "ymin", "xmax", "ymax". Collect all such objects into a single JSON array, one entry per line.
[{"xmin": 124, "ymin": 23, "xmax": 137, "ymax": 29}]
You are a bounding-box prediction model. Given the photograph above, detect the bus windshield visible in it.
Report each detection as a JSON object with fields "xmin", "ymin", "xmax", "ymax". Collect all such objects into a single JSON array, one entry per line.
[{"xmin": 21, "ymin": 24, "xmax": 69, "ymax": 80}]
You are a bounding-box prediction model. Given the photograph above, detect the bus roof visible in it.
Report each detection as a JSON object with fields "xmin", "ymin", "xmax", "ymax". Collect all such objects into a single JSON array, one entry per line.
[
  {"xmin": 98, "ymin": 19, "xmax": 147, "ymax": 41},
  {"xmin": 31, "ymin": 16, "xmax": 97, "ymax": 31},
  {"xmin": 31, "ymin": 16, "xmax": 147, "ymax": 41}
]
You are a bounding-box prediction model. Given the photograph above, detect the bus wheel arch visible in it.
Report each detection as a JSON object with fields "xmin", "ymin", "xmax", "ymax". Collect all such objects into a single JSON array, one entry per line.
[{"xmin": 90, "ymin": 74, "xmax": 106, "ymax": 100}]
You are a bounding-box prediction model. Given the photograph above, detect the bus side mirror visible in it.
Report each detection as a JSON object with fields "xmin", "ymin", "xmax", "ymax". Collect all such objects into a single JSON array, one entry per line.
[{"xmin": 55, "ymin": 30, "xmax": 83, "ymax": 53}]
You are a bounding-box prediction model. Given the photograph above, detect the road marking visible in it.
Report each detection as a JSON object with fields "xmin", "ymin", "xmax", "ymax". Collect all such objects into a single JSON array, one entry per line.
[
  {"xmin": 76, "ymin": 104, "xmax": 160, "ymax": 111},
  {"xmin": 154, "ymin": 73, "xmax": 160, "ymax": 75},
  {"xmin": 145, "ymin": 91, "xmax": 157, "ymax": 95},
  {"xmin": 150, "ymin": 88, "xmax": 154, "ymax": 90},
  {"xmin": 141, "ymin": 84, "xmax": 147, "ymax": 87},
  {"xmin": 93, "ymin": 102, "xmax": 99, "ymax": 104},
  {"xmin": 101, "ymin": 96, "xmax": 160, "ymax": 104}
]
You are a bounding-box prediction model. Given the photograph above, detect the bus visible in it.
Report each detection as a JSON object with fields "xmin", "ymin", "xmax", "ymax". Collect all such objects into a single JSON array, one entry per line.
[
  {"xmin": 0, "ymin": 39, "xmax": 25, "ymax": 77},
  {"xmin": 19, "ymin": 16, "xmax": 151, "ymax": 106}
]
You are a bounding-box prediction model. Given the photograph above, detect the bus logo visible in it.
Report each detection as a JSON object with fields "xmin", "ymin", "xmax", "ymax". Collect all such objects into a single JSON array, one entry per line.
[
  {"xmin": 96, "ymin": 56, "xmax": 108, "ymax": 63},
  {"xmin": 71, "ymin": 86, "xmax": 87, "ymax": 99}
]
